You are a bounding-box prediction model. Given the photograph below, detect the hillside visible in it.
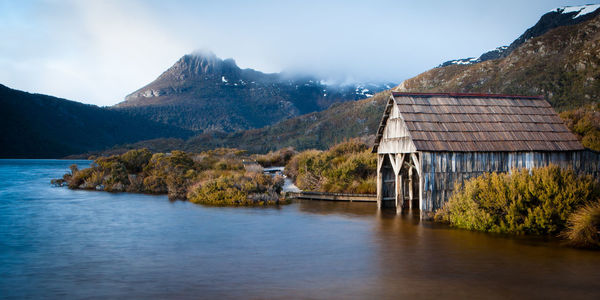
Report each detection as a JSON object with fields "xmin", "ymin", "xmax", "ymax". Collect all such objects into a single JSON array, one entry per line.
[
  {"xmin": 397, "ymin": 6, "xmax": 600, "ymax": 109},
  {"xmin": 0, "ymin": 84, "xmax": 192, "ymax": 158},
  {"xmin": 114, "ymin": 52, "xmax": 392, "ymax": 132},
  {"xmin": 89, "ymin": 91, "xmax": 390, "ymax": 155}
]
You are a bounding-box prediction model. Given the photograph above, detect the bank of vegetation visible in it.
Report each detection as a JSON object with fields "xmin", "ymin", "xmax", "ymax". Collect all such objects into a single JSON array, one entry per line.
[
  {"xmin": 435, "ymin": 166, "xmax": 600, "ymax": 248},
  {"xmin": 560, "ymin": 103, "xmax": 600, "ymax": 151},
  {"xmin": 54, "ymin": 148, "xmax": 286, "ymax": 206},
  {"xmin": 254, "ymin": 147, "xmax": 297, "ymax": 167},
  {"xmin": 285, "ymin": 139, "xmax": 376, "ymax": 194}
]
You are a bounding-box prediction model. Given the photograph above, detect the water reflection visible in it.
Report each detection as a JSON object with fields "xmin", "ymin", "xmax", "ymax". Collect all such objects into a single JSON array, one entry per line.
[
  {"xmin": 1, "ymin": 160, "xmax": 599, "ymax": 299},
  {"xmin": 370, "ymin": 213, "xmax": 600, "ymax": 299},
  {"xmin": 295, "ymin": 200, "xmax": 600, "ymax": 299}
]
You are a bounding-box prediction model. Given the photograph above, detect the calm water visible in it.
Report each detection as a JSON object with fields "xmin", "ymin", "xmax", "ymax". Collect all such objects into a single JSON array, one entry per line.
[{"xmin": 1, "ymin": 160, "xmax": 599, "ymax": 299}]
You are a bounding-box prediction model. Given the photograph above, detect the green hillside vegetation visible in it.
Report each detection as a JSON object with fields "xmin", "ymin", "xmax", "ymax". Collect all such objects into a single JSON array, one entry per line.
[
  {"xmin": 559, "ymin": 103, "xmax": 600, "ymax": 151},
  {"xmin": 0, "ymin": 84, "xmax": 192, "ymax": 158},
  {"xmin": 435, "ymin": 166, "xmax": 600, "ymax": 246},
  {"xmin": 87, "ymin": 90, "xmax": 390, "ymax": 157},
  {"xmin": 55, "ymin": 148, "xmax": 285, "ymax": 206},
  {"xmin": 285, "ymin": 139, "xmax": 376, "ymax": 194}
]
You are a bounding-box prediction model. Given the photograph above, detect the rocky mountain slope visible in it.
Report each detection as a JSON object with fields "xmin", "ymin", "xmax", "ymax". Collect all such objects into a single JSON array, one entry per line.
[
  {"xmin": 0, "ymin": 84, "xmax": 192, "ymax": 158},
  {"xmin": 114, "ymin": 52, "xmax": 392, "ymax": 132},
  {"xmin": 398, "ymin": 5, "xmax": 600, "ymax": 109},
  {"xmin": 439, "ymin": 4, "xmax": 600, "ymax": 67}
]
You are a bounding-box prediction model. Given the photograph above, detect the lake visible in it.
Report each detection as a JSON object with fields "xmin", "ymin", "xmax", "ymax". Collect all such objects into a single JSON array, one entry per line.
[{"xmin": 1, "ymin": 159, "xmax": 599, "ymax": 299}]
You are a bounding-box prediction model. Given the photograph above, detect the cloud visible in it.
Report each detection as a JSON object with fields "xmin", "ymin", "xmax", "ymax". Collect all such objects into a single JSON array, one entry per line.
[{"xmin": 0, "ymin": 0, "xmax": 588, "ymax": 105}]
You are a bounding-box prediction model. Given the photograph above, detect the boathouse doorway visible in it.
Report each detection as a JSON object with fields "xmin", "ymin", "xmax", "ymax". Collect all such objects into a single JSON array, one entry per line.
[
  {"xmin": 399, "ymin": 156, "xmax": 420, "ymax": 211},
  {"xmin": 378, "ymin": 153, "xmax": 421, "ymax": 212},
  {"xmin": 381, "ymin": 155, "xmax": 396, "ymax": 208}
]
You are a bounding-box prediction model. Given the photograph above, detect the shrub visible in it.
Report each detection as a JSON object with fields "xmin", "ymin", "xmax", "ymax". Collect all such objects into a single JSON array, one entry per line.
[
  {"xmin": 120, "ymin": 148, "xmax": 152, "ymax": 173},
  {"xmin": 560, "ymin": 104, "xmax": 600, "ymax": 151},
  {"xmin": 187, "ymin": 172, "xmax": 283, "ymax": 206},
  {"xmin": 143, "ymin": 151, "xmax": 199, "ymax": 199},
  {"xmin": 55, "ymin": 148, "xmax": 286, "ymax": 206},
  {"xmin": 68, "ymin": 167, "xmax": 94, "ymax": 189},
  {"xmin": 143, "ymin": 175, "xmax": 168, "ymax": 194},
  {"xmin": 255, "ymin": 147, "xmax": 297, "ymax": 167},
  {"xmin": 435, "ymin": 166, "xmax": 600, "ymax": 235},
  {"xmin": 561, "ymin": 200, "xmax": 600, "ymax": 248},
  {"xmin": 285, "ymin": 139, "xmax": 376, "ymax": 193}
]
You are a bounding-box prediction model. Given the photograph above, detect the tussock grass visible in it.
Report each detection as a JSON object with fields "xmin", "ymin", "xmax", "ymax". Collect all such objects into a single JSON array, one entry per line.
[{"xmin": 562, "ymin": 200, "xmax": 600, "ymax": 248}]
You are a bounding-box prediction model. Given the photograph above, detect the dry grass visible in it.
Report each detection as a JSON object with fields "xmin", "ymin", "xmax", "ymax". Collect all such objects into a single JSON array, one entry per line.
[{"xmin": 561, "ymin": 200, "xmax": 600, "ymax": 249}]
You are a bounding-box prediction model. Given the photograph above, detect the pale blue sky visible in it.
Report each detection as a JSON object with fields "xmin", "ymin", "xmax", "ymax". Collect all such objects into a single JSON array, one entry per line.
[{"xmin": 0, "ymin": 0, "xmax": 593, "ymax": 105}]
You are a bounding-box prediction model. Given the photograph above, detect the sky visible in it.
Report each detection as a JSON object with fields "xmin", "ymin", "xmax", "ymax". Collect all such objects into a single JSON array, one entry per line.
[{"xmin": 0, "ymin": 0, "xmax": 594, "ymax": 106}]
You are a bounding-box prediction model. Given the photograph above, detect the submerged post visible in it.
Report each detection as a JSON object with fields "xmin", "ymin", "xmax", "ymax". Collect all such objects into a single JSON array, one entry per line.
[{"xmin": 376, "ymin": 154, "xmax": 383, "ymax": 210}]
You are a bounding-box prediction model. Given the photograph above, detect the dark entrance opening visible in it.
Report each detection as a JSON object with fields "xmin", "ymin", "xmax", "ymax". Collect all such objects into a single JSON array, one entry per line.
[
  {"xmin": 399, "ymin": 155, "xmax": 420, "ymax": 211},
  {"xmin": 381, "ymin": 155, "xmax": 396, "ymax": 209}
]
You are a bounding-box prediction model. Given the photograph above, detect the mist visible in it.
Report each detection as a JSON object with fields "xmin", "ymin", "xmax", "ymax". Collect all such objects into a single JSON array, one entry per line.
[{"xmin": 0, "ymin": 0, "xmax": 590, "ymax": 106}]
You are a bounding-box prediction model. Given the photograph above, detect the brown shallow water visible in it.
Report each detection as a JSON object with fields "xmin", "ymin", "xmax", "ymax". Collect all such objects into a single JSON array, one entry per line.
[{"xmin": 1, "ymin": 160, "xmax": 599, "ymax": 299}]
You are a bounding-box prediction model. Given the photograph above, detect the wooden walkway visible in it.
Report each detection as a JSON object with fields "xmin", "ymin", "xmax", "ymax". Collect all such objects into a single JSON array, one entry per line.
[{"xmin": 286, "ymin": 191, "xmax": 377, "ymax": 202}]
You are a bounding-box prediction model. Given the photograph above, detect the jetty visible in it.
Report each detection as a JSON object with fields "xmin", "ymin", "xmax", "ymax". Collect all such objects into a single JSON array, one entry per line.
[{"xmin": 286, "ymin": 191, "xmax": 376, "ymax": 202}]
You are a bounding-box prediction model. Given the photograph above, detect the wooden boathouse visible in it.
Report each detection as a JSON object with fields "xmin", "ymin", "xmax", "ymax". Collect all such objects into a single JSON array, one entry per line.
[{"xmin": 373, "ymin": 92, "xmax": 599, "ymax": 217}]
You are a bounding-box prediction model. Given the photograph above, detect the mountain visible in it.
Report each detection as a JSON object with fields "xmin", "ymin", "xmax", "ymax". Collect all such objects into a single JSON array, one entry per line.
[
  {"xmin": 114, "ymin": 52, "xmax": 393, "ymax": 132},
  {"xmin": 0, "ymin": 84, "xmax": 192, "ymax": 158},
  {"xmin": 439, "ymin": 4, "xmax": 600, "ymax": 67},
  {"xmin": 398, "ymin": 4, "xmax": 600, "ymax": 109}
]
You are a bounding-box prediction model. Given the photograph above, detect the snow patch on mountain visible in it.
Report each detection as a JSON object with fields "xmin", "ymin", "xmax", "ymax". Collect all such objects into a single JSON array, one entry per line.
[{"xmin": 554, "ymin": 4, "xmax": 600, "ymax": 19}]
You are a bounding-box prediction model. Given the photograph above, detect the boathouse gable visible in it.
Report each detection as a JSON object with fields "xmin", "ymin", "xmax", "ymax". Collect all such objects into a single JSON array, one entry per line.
[
  {"xmin": 372, "ymin": 92, "xmax": 597, "ymax": 216},
  {"xmin": 376, "ymin": 97, "xmax": 416, "ymax": 154}
]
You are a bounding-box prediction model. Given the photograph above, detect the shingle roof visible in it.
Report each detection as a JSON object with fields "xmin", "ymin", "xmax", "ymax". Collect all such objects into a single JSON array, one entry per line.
[{"xmin": 372, "ymin": 92, "xmax": 584, "ymax": 152}]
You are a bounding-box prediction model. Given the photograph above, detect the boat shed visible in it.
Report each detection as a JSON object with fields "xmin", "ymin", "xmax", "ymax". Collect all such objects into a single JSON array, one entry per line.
[{"xmin": 372, "ymin": 92, "xmax": 599, "ymax": 217}]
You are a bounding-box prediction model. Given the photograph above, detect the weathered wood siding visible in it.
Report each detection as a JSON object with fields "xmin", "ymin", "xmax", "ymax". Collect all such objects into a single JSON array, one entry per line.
[
  {"xmin": 420, "ymin": 150, "xmax": 600, "ymax": 211},
  {"xmin": 377, "ymin": 103, "xmax": 416, "ymax": 154}
]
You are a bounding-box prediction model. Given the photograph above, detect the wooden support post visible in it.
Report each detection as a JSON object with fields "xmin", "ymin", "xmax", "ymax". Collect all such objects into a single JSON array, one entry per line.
[
  {"xmin": 408, "ymin": 167, "xmax": 413, "ymax": 210},
  {"xmin": 416, "ymin": 152, "xmax": 425, "ymax": 220},
  {"xmin": 395, "ymin": 154, "xmax": 403, "ymax": 214},
  {"xmin": 376, "ymin": 154, "xmax": 383, "ymax": 210}
]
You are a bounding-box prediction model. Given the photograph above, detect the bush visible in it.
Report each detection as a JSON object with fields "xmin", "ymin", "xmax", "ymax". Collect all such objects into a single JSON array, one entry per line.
[
  {"xmin": 285, "ymin": 139, "xmax": 376, "ymax": 193},
  {"xmin": 255, "ymin": 147, "xmax": 297, "ymax": 167},
  {"xmin": 187, "ymin": 172, "xmax": 283, "ymax": 206},
  {"xmin": 143, "ymin": 151, "xmax": 198, "ymax": 199},
  {"xmin": 561, "ymin": 200, "xmax": 600, "ymax": 248},
  {"xmin": 143, "ymin": 175, "xmax": 168, "ymax": 194},
  {"xmin": 560, "ymin": 104, "xmax": 600, "ymax": 151},
  {"xmin": 68, "ymin": 167, "xmax": 94, "ymax": 189},
  {"xmin": 435, "ymin": 166, "xmax": 600, "ymax": 235},
  {"xmin": 56, "ymin": 148, "xmax": 287, "ymax": 206},
  {"xmin": 120, "ymin": 148, "xmax": 152, "ymax": 173}
]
